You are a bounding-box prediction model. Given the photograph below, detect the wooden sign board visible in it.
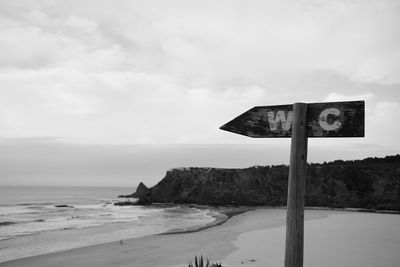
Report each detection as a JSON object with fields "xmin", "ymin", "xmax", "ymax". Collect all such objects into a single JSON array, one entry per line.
[
  {"xmin": 220, "ymin": 101, "xmax": 364, "ymax": 138},
  {"xmin": 220, "ymin": 100, "xmax": 365, "ymax": 267}
]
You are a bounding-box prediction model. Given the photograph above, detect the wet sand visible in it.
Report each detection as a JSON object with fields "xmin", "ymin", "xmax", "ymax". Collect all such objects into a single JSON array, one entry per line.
[{"xmin": 1, "ymin": 208, "xmax": 399, "ymax": 267}]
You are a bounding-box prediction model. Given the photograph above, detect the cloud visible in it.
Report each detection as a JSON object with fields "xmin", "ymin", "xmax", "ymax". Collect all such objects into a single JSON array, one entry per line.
[
  {"xmin": 2, "ymin": 1, "xmax": 399, "ymax": 79},
  {"xmin": 0, "ymin": 0, "xmax": 399, "ymax": 147},
  {"xmin": 368, "ymin": 101, "xmax": 400, "ymax": 144},
  {"xmin": 0, "ymin": 67, "xmax": 271, "ymax": 143},
  {"xmin": 1, "ymin": 0, "xmax": 400, "ymax": 186},
  {"xmin": 324, "ymin": 92, "xmax": 374, "ymax": 102}
]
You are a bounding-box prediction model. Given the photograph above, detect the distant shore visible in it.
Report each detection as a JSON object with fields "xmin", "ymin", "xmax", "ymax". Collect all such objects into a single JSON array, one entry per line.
[
  {"xmin": 159, "ymin": 205, "xmax": 254, "ymax": 235},
  {"xmin": 159, "ymin": 204, "xmax": 400, "ymax": 236},
  {"xmin": 1, "ymin": 207, "xmax": 399, "ymax": 267}
]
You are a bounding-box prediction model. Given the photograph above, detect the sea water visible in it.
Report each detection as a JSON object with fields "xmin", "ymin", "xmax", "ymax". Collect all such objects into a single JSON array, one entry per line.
[{"xmin": 0, "ymin": 186, "xmax": 218, "ymax": 263}]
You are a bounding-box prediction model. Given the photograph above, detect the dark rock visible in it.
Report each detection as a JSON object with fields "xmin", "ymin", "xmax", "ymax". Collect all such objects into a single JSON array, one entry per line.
[
  {"xmin": 118, "ymin": 182, "xmax": 149, "ymax": 198},
  {"xmin": 143, "ymin": 166, "xmax": 287, "ymax": 206},
  {"xmin": 114, "ymin": 196, "xmax": 152, "ymax": 206},
  {"xmin": 132, "ymin": 182, "xmax": 149, "ymax": 198},
  {"xmin": 0, "ymin": 222, "xmax": 17, "ymax": 226},
  {"xmin": 55, "ymin": 205, "xmax": 74, "ymax": 208},
  {"xmin": 118, "ymin": 194, "xmax": 130, "ymax": 198},
  {"xmin": 114, "ymin": 201, "xmax": 138, "ymax": 206},
  {"xmin": 132, "ymin": 155, "xmax": 400, "ymax": 210},
  {"xmin": 135, "ymin": 196, "xmax": 152, "ymax": 205}
]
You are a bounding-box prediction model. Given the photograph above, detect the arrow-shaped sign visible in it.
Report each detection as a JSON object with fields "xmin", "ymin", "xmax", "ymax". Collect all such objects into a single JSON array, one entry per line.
[
  {"xmin": 220, "ymin": 100, "xmax": 365, "ymax": 267},
  {"xmin": 220, "ymin": 100, "xmax": 364, "ymax": 138}
]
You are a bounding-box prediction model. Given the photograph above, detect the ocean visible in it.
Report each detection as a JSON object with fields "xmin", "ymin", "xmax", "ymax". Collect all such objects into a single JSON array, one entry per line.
[{"xmin": 0, "ymin": 186, "xmax": 219, "ymax": 263}]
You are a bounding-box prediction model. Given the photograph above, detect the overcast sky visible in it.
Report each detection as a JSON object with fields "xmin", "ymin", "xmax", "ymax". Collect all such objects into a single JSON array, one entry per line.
[{"xmin": 0, "ymin": 0, "xmax": 399, "ymax": 187}]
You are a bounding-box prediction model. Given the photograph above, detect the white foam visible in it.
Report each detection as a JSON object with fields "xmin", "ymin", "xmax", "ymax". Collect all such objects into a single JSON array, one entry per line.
[{"xmin": 0, "ymin": 202, "xmax": 218, "ymax": 263}]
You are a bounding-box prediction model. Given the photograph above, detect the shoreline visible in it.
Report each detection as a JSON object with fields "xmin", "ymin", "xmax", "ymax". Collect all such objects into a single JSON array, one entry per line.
[
  {"xmin": 1, "ymin": 207, "xmax": 284, "ymax": 267},
  {"xmin": 159, "ymin": 206, "xmax": 254, "ymax": 235},
  {"xmin": 305, "ymin": 206, "xmax": 400, "ymax": 214},
  {"xmin": 2, "ymin": 208, "xmax": 400, "ymax": 267},
  {"xmin": 0, "ymin": 205, "xmax": 399, "ymax": 266},
  {"xmin": 0, "ymin": 205, "xmax": 251, "ymax": 264},
  {"xmin": 0, "ymin": 207, "xmax": 259, "ymax": 267}
]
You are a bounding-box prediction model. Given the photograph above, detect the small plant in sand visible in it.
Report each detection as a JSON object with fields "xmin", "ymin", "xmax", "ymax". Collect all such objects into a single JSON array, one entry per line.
[{"xmin": 188, "ymin": 255, "xmax": 222, "ymax": 267}]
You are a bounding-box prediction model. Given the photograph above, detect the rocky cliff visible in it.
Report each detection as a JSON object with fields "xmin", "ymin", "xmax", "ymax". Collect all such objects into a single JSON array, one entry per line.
[{"xmin": 125, "ymin": 155, "xmax": 400, "ymax": 211}]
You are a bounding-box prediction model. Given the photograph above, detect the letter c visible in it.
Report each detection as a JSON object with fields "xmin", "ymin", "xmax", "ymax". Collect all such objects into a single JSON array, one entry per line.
[{"xmin": 319, "ymin": 108, "xmax": 342, "ymax": 131}]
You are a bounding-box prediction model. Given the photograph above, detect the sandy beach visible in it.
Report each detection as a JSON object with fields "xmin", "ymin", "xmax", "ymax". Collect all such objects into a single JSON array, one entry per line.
[{"xmin": 1, "ymin": 208, "xmax": 399, "ymax": 267}]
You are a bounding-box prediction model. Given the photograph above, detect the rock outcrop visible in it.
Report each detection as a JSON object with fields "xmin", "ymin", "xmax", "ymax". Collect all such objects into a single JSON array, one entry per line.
[
  {"xmin": 132, "ymin": 182, "xmax": 149, "ymax": 198},
  {"xmin": 128, "ymin": 155, "xmax": 400, "ymax": 211},
  {"xmin": 119, "ymin": 182, "xmax": 149, "ymax": 198},
  {"xmin": 54, "ymin": 205, "xmax": 74, "ymax": 208}
]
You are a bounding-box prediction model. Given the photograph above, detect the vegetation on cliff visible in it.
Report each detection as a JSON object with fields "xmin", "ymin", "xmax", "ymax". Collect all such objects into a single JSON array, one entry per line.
[{"xmin": 124, "ymin": 155, "xmax": 400, "ymax": 211}]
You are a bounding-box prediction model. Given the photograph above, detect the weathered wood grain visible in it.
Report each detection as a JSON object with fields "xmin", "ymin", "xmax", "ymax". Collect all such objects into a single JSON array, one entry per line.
[
  {"xmin": 220, "ymin": 100, "xmax": 364, "ymax": 138},
  {"xmin": 284, "ymin": 103, "xmax": 308, "ymax": 267}
]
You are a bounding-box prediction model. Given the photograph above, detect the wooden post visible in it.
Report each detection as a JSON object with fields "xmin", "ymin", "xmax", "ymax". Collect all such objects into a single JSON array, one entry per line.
[
  {"xmin": 220, "ymin": 100, "xmax": 364, "ymax": 266},
  {"xmin": 284, "ymin": 102, "xmax": 308, "ymax": 267}
]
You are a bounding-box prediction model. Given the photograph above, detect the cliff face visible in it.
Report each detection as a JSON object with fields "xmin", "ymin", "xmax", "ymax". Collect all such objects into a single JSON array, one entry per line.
[
  {"xmin": 146, "ymin": 167, "xmax": 289, "ymax": 205},
  {"xmin": 132, "ymin": 155, "xmax": 400, "ymax": 210}
]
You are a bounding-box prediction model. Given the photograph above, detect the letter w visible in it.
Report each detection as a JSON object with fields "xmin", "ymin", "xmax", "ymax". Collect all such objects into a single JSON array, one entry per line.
[{"xmin": 267, "ymin": 110, "xmax": 293, "ymax": 131}]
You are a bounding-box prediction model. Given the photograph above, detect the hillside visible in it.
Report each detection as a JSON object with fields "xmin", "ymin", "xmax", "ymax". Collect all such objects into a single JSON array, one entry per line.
[{"xmin": 123, "ymin": 155, "xmax": 400, "ymax": 211}]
